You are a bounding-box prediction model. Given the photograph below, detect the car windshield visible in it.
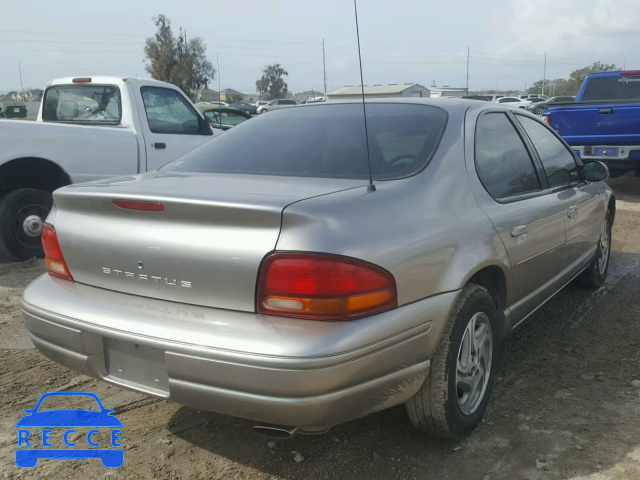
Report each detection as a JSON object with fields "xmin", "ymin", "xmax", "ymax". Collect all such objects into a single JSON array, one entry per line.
[
  {"xmin": 36, "ymin": 395, "xmax": 102, "ymax": 412},
  {"xmin": 582, "ymin": 75, "xmax": 640, "ymax": 101},
  {"xmin": 163, "ymin": 103, "xmax": 448, "ymax": 180}
]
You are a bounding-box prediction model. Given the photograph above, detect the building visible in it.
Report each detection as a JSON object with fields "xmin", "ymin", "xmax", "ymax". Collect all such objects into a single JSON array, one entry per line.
[
  {"xmin": 197, "ymin": 88, "xmax": 220, "ymax": 102},
  {"xmin": 427, "ymin": 86, "xmax": 468, "ymax": 98},
  {"xmin": 219, "ymin": 88, "xmax": 246, "ymax": 101},
  {"xmin": 327, "ymin": 83, "xmax": 430, "ymax": 100}
]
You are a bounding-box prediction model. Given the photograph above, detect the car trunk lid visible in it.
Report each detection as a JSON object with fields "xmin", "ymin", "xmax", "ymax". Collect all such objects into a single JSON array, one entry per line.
[{"xmin": 51, "ymin": 171, "xmax": 366, "ymax": 311}]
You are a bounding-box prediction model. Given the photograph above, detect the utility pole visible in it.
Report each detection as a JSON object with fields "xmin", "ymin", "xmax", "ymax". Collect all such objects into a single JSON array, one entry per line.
[
  {"xmin": 542, "ymin": 52, "xmax": 547, "ymax": 96},
  {"xmin": 466, "ymin": 46, "xmax": 470, "ymax": 93},
  {"xmin": 217, "ymin": 53, "xmax": 221, "ymax": 101},
  {"xmin": 322, "ymin": 38, "xmax": 327, "ymax": 96},
  {"xmin": 18, "ymin": 63, "xmax": 24, "ymax": 95}
]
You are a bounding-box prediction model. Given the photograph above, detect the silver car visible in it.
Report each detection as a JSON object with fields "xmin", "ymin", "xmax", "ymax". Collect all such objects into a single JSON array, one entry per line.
[{"xmin": 22, "ymin": 99, "xmax": 614, "ymax": 439}]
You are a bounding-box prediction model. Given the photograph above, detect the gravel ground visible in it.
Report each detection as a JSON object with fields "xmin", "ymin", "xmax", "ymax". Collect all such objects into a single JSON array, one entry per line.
[{"xmin": 0, "ymin": 177, "xmax": 639, "ymax": 480}]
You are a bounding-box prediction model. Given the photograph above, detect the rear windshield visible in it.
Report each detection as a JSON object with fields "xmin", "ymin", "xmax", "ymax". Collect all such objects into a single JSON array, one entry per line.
[
  {"xmin": 163, "ymin": 103, "xmax": 448, "ymax": 180},
  {"xmin": 42, "ymin": 84, "xmax": 121, "ymax": 124},
  {"xmin": 582, "ymin": 76, "xmax": 640, "ymax": 102}
]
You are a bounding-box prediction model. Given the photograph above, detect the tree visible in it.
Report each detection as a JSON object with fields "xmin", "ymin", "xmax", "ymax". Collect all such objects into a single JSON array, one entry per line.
[
  {"xmin": 144, "ymin": 15, "xmax": 216, "ymax": 97},
  {"xmin": 227, "ymin": 93, "xmax": 244, "ymax": 102},
  {"xmin": 256, "ymin": 64, "xmax": 289, "ymax": 100},
  {"xmin": 527, "ymin": 62, "xmax": 618, "ymax": 96}
]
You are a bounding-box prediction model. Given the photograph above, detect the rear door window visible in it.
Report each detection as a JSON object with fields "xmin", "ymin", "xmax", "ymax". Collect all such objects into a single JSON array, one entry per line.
[
  {"xmin": 42, "ymin": 85, "xmax": 121, "ymax": 124},
  {"xmin": 164, "ymin": 103, "xmax": 448, "ymax": 180},
  {"xmin": 515, "ymin": 115, "xmax": 581, "ymax": 187},
  {"xmin": 475, "ymin": 113, "xmax": 541, "ymax": 198},
  {"xmin": 140, "ymin": 86, "xmax": 201, "ymax": 135},
  {"xmin": 582, "ymin": 75, "xmax": 640, "ymax": 101}
]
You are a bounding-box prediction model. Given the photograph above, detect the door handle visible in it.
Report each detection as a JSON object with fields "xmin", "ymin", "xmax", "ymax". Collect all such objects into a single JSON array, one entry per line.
[
  {"xmin": 599, "ymin": 108, "xmax": 613, "ymax": 114},
  {"xmin": 511, "ymin": 225, "xmax": 528, "ymax": 237},
  {"xmin": 568, "ymin": 206, "xmax": 578, "ymax": 221},
  {"xmin": 152, "ymin": 142, "xmax": 166, "ymax": 149}
]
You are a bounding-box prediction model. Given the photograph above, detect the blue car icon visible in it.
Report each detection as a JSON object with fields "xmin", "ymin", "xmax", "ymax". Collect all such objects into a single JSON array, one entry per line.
[{"xmin": 16, "ymin": 391, "xmax": 123, "ymax": 468}]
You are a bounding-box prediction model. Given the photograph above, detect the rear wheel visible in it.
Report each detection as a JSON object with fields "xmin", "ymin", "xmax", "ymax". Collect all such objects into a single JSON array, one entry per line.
[
  {"xmin": 576, "ymin": 211, "xmax": 612, "ymax": 288},
  {"xmin": 406, "ymin": 284, "xmax": 499, "ymax": 438},
  {"xmin": 535, "ymin": 105, "xmax": 545, "ymax": 115},
  {"xmin": 0, "ymin": 188, "xmax": 52, "ymax": 260}
]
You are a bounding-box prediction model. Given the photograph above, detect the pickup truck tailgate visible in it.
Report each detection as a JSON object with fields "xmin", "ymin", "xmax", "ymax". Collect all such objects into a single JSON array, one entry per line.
[{"xmin": 548, "ymin": 103, "xmax": 640, "ymax": 145}]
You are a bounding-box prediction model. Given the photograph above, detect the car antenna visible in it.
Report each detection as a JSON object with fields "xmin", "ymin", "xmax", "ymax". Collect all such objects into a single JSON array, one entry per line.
[
  {"xmin": 353, "ymin": 0, "xmax": 376, "ymax": 192},
  {"xmin": 217, "ymin": 53, "xmax": 223, "ymax": 131}
]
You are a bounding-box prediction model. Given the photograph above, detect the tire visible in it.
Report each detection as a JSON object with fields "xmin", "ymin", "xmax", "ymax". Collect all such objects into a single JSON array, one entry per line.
[
  {"xmin": 245, "ymin": 109, "xmax": 251, "ymax": 115},
  {"xmin": 576, "ymin": 210, "xmax": 612, "ymax": 288},
  {"xmin": 406, "ymin": 284, "xmax": 499, "ymax": 439},
  {"xmin": 0, "ymin": 188, "xmax": 53, "ymax": 260},
  {"xmin": 535, "ymin": 106, "xmax": 545, "ymax": 115}
]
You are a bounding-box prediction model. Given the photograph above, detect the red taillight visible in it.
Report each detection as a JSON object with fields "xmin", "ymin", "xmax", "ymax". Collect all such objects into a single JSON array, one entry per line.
[
  {"xmin": 257, "ymin": 253, "xmax": 397, "ymax": 321},
  {"xmin": 543, "ymin": 115, "xmax": 550, "ymax": 125},
  {"xmin": 42, "ymin": 225, "xmax": 73, "ymax": 281},
  {"xmin": 72, "ymin": 77, "xmax": 92, "ymax": 83},
  {"xmin": 621, "ymin": 71, "xmax": 640, "ymax": 76},
  {"xmin": 112, "ymin": 200, "xmax": 165, "ymax": 211}
]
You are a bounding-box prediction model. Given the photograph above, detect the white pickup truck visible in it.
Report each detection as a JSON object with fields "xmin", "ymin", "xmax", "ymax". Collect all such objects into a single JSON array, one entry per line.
[{"xmin": 0, "ymin": 76, "xmax": 216, "ymax": 259}]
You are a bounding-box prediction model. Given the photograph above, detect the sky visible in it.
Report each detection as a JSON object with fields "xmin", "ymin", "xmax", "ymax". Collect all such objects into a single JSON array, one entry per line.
[{"xmin": 0, "ymin": 0, "xmax": 638, "ymax": 94}]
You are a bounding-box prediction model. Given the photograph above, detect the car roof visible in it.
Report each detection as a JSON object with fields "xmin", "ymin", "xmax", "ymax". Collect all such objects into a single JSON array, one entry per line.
[
  {"xmin": 301, "ymin": 97, "xmax": 526, "ymax": 116},
  {"xmin": 47, "ymin": 76, "xmax": 177, "ymax": 89}
]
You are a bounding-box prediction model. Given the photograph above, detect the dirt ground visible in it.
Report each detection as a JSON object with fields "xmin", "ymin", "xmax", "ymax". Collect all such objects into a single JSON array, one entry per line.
[{"xmin": 1, "ymin": 177, "xmax": 639, "ymax": 480}]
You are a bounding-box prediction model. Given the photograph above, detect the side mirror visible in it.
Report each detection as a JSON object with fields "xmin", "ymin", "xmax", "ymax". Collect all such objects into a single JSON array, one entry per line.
[{"xmin": 583, "ymin": 161, "xmax": 609, "ymax": 182}]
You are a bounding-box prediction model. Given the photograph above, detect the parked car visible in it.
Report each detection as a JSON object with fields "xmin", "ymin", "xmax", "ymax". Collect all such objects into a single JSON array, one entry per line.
[
  {"xmin": 254, "ymin": 101, "xmax": 268, "ymax": 108},
  {"xmin": 23, "ymin": 99, "xmax": 614, "ymax": 440},
  {"xmin": 257, "ymin": 99, "xmax": 298, "ymax": 113},
  {"xmin": 1, "ymin": 103, "xmax": 27, "ymax": 118},
  {"xmin": 0, "ymin": 76, "xmax": 215, "ymax": 260},
  {"xmin": 228, "ymin": 101, "xmax": 258, "ymax": 115},
  {"xmin": 526, "ymin": 96, "xmax": 576, "ymax": 115},
  {"xmin": 545, "ymin": 70, "xmax": 640, "ymax": 175},
  {"xmin": 462, "ymin": 95, "xmax": 491, "ymax": 101},
  {"xmin": 196, "ymin": 105, "xmax": 252, "ymax": 130},
  {"xmin": 494, "ymin": 96, "xmax": 531, "ymax": 109},
  {"xmin": 519, "ymin": 94, "xmax": 548, "ymax": 100},
  {"xmin": 483, "ymin": 95, "xmax": 504, "ymax": 102}
]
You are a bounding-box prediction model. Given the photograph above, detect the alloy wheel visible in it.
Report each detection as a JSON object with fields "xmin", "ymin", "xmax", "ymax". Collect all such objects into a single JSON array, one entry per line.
[{"xmin": 456, "ymin": 312, "xmax": 493, "ymax": 415}]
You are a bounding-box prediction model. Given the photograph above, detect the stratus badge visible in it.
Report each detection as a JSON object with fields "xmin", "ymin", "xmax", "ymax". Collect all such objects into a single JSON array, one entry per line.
[{"xmin": 101, "ymin": 267, "xmax": 192, "ymax": 288}]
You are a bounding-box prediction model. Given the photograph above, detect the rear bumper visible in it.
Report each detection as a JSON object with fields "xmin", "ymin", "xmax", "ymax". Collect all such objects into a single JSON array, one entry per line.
[
  {"xmin": 22, "ymin": 275, "xmax": 457, "ymax": 429},
  {"xmin": 571, "ymin": 144, "xmax": 640, "ymax": 162}
]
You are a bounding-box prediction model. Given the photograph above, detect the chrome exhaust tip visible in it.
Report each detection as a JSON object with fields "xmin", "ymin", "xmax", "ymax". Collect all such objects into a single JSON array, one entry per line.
[{"xmin": 252, "ymin": 424, "xmax": 298, "ymax": 439}]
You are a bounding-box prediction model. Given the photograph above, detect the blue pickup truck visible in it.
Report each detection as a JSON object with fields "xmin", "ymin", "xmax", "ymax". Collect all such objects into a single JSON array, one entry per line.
[{"xmin": 545, "ymin": 71, "xmax": 640, "ymax": 176}]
